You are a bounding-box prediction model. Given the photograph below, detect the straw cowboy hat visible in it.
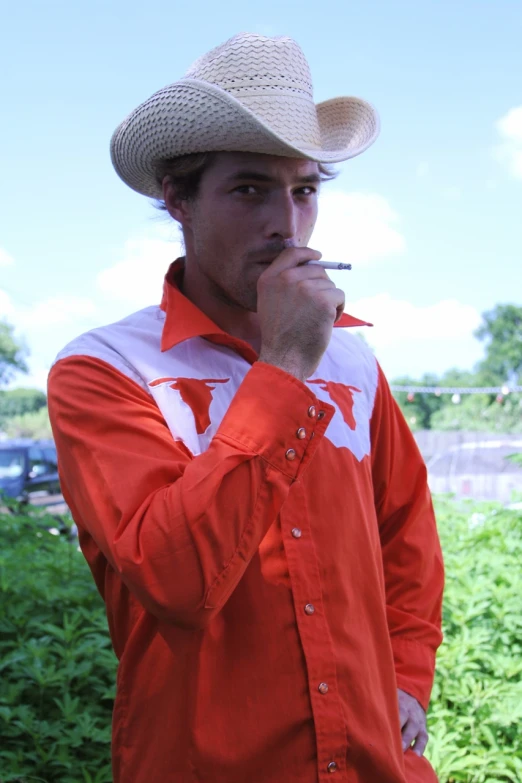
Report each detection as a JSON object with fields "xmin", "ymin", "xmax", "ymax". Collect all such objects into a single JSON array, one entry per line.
[{"xmin": 110, "ymin": 32, "xmax": 380, "ymax": 198}]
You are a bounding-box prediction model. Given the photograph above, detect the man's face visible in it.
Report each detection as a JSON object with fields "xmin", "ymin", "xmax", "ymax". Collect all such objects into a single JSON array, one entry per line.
[{"xmin": 174, "ymin": 152, "xmax": 320, "ymax": 312}]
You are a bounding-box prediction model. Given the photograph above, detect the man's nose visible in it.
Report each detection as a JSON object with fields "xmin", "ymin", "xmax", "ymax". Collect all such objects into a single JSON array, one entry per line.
[{"xmin": 267, "ymin": 192, "xmax": 298, "ymax": 241}]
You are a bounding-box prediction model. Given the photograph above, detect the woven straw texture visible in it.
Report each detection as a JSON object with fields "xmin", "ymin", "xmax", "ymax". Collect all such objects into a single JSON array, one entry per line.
[{"xmin": 111, "ymin": 33, "xmax": 380, "ymax": 198}]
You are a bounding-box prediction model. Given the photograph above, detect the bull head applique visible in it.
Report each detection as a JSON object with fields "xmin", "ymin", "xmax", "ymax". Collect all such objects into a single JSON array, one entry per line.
[
  {"xmin": 308, "ymin": 379, "xmax": 362, "ymax": 430},
  {"xmin": 149, "ymin": 377, "xmax": 230, "ymax": 434}
]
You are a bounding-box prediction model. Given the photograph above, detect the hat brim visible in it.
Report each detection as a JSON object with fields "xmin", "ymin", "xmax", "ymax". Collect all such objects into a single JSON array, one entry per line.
[{"xmin": 110, "ymin": 79, "xmax": 380, "ymax": 198}]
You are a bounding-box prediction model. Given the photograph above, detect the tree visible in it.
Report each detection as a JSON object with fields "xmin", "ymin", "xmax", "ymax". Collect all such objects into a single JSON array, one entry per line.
[
  {"xmin": 2, "ymin": 407, "xmax": 52, "ymax": 439},
  {"xmin": 474, "ymin": 304, "xmax": 522, "ymax": 386},
  {"xmin": 0, "ymin": 319, "xmax": 28, "ymax": 386},
  {"xmin": 392, "ymin": 373, "xmax": 445, "ymax": 430},
  {"xmin": 391, "ymin": 305, "xmax": 522, "ymax": 433},
  {"xmin": 0, "ymin": 387, "xmax": 47, "ymax": 424}
]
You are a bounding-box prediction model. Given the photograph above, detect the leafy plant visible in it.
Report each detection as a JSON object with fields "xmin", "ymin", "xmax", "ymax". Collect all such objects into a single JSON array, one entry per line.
[
  {"xmin": 0, "ymin": 505, "xmax": 116, "ymax": 782},
  {"xmin": 1, "ymin": 497, "xmax": 521, "ymax": 781},
  {"xmin": 426, "ymin": 497, "xmax": 522, "ymax": 781}
]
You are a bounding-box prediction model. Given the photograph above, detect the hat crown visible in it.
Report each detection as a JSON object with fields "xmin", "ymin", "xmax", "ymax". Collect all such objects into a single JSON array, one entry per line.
[
  {"xmin": 184, "ymin": 33, "xmax": 314, "ymax": 99},
  {"xmin": 110, "ymin": 32, "xmax": 380, "ymax": 198}
]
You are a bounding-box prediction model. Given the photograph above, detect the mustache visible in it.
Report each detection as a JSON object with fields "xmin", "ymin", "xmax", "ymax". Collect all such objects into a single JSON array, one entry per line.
[{"xmin": 249, "ymin": 240, "xmax": 297, "ymax": 260}]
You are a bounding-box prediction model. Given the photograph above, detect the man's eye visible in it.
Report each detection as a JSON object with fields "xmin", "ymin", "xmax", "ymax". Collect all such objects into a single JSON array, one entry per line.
[
  {"xmin": 234, "ymin": 185, "xmax": 258, "ymax": 195},
  {"xmin": 298, "ymin": 187, "xmax": 317, "ymax": 196}
]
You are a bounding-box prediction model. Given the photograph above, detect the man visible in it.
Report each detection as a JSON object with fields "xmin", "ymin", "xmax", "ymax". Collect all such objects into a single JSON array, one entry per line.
[{"xmin": 48, "ymin": 33, "xmax": 444, "ymax": 783}]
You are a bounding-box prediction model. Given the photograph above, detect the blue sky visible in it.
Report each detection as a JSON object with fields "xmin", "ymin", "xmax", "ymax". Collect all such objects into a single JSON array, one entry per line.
[{"xmin": 1, "ymin": 0, "xmax": 521, "ymax": 390}]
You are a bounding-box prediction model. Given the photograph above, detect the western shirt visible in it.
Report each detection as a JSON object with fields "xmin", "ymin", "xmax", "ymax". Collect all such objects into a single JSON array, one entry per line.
[{"xmin": 47, "ymin": 260, "xmax": 444, "ymax": 783}]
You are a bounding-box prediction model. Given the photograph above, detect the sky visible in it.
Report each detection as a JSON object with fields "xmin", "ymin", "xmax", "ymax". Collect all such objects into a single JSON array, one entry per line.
[{"xmin": 1, "ymin": 0, "xmax": 521, "ymax": 391}]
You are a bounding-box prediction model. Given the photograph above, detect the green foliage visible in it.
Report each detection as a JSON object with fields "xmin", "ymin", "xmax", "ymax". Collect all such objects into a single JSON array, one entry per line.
[
  {"xmin": 0, "ymin": 320, "xmax": 28, "ymax": 387},
  {"xmin": 391, "ymin": 304, "xmax": 522, "ymax": 431},
  {"xmin": 430, "ymin": 393, "xmax": 522, "ymax": 433},
  {"xmin": 0, "ymin": 388, "xmax": 47, "ymax": 425},
  {"xmin": 0, "ymin": 503, "xmax": 117, "ymax": 782},
  {"xmin": 393, "ymin": 374, "xmax": 445, "ymax": 430},
  {"xmin": 426, "ymin": 497, "xmax": 522, "ymax": 781},
  {"xmin": 475, "ymin": 304, "xmax": 522, "ymax": 386},
  {"xmin": 2, "ymin": 406, "xmax": 53, "ymax": 439},
  {"xmin": 0, "ymin": 498, "xmax": 521, "ymax": 781}
]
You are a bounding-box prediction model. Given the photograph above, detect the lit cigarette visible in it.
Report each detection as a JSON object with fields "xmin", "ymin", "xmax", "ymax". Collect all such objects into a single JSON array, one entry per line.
[{"xmin": 306, "ymin": 260, "xmax": 352, "ymax": 270}]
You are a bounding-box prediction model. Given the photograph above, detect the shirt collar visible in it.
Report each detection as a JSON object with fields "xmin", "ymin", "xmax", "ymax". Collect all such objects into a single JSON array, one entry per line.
[{"xmin": 160, "ymin": 258, "xmax": 372, "ymax": 357}]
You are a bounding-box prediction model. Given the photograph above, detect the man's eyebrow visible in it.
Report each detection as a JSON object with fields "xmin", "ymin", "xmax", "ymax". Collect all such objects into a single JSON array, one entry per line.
[{"xmin": 225, "ymin": 170, "xmax": 321, "ymax": 185}]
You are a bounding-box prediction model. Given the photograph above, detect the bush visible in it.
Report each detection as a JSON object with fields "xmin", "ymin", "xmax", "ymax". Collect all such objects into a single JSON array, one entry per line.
[
  {"xmin": 425, "ymin": 498, "xmax": 522, "ymax": 781},
  {"xmin": 0, "ymin": 498, "xmax": 521, "ymax": 782},
  {"xmin": 0, "ymin": 505, "xmax": 116, "ymax": 782}
]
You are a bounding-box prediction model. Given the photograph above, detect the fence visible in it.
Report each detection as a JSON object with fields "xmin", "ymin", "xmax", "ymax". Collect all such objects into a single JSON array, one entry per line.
[{"xmin": 414, "ymin": 431, "xmax": 522, "ymax": 503}]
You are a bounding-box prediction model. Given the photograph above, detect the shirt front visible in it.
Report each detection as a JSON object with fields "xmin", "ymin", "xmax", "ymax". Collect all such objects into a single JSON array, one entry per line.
[{"xmin": 47, "ymin": 261, "xmax": 444, "ymax": 783}]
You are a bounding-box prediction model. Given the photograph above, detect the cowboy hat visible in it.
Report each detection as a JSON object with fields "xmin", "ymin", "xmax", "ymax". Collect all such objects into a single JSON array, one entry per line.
[{"xmin": 110, "ymin": 32, "xmax": 380, "ymax": 198}]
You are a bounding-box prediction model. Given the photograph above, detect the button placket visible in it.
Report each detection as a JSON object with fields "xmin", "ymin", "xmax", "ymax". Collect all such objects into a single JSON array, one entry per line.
[{"xmin": 283, "ymin": 489, "xmax": 348, "ymax": 781}]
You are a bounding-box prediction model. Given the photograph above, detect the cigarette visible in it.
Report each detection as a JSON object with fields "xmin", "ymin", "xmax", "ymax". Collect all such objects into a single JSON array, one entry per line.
[{"xmin": 306, "ymin": 260, "xmax": 352, "ymax": 270}]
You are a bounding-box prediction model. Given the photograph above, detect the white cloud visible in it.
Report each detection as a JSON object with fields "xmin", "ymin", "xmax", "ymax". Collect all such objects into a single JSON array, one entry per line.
[
  {"xmin": 310, "ymin": 190, "xmax": 405, "ymax": 265},
  {"xmin": 494, "ymin": 106, "xmax": 522, "ymax": 179},
  {"xmin": 1, "ymin": 287, "xmax": 95, "ymax": 329},
  {"xmin": 343, "ymin": 294, "xmax": 484, "ymax": 378},
  {"xmin": 0, "ymin": 248, "xmax": 14, "ymax": 266},
  {"xmin": 97, "ymin": 234, "xmax": 183, "ymax": 306},
  {"xmin": 20, "ymin": 296, "xmax": 97, "ymax": 328},
  {"xmin": 345, "ymin": 293, "xmax": 481, "ymax": 346},
  {"xmin": 0, "ymin": 289, "xmax": 16, "ymax": 318}
]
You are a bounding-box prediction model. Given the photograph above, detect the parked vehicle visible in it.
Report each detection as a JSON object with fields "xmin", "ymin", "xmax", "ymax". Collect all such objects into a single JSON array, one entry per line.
[
  {"xmin": 0, "ymin": 439, "xmax": 61, "ymax": 503},
  {"xmin": 426, "ymin": 439, "xmax": 522, "ymax": 503}
]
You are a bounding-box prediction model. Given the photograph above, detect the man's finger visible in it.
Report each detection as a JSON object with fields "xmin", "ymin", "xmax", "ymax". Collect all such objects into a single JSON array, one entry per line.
[
  {"xmin": 263, "ymin": 246, "xmax": 322, "ymax": 274},
  {"xmin": 401, "ymin": 717, "xmax": 420, "ymax": 751},
  {"xmin": 398, "ymin": 703, "xmax": 408, "ymax": 728},
  {"xmin": 412, "ymin": 727, "xmax": 429, "ymax": 757}
]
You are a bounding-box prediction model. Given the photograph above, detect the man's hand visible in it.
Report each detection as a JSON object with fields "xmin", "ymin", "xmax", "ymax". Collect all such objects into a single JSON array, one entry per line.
[
  {"xmin": 397, "ymin": 688, "xmax": 428, "ymax": 756},
  {"xmin": 257, "ymin": 246, "xmax": 345, "ymax": 382}
]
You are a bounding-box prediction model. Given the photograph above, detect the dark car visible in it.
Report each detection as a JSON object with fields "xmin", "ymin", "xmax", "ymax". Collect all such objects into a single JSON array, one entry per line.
[{"xmin": 0, "ymin": 439, "xmax": 61, "ymax": 503}]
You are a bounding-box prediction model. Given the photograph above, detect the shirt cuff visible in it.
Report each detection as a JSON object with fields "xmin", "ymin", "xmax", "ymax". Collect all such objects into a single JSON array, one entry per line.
[
  {"xmin": 215, "ymin": 361, "xmax": 335, "ymax": 480},
  {"xmin": 392, "ymin": 638, "xmax": 437, "ymax": 712}
]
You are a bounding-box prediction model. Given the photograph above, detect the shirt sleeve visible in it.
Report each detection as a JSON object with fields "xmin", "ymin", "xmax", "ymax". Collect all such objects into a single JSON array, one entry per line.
[
  {"xmin": 370, "ymin": 363, "xmax": 444, "ymax": 711},
  {"xmin": 48, "ymin": 356, "xmax": 333, "ymax": 630}
]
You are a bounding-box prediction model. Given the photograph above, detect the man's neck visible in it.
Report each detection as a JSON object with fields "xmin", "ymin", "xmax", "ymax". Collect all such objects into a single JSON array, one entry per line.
[{"xmin": 181, "ymin": 258, "xmax": 262, "ymax": 354}]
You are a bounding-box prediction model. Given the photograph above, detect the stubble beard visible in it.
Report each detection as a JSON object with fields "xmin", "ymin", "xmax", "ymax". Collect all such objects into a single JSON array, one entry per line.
[{"xmin": 196, "ymin": 247, "xmax": 259, "ymax": 313}]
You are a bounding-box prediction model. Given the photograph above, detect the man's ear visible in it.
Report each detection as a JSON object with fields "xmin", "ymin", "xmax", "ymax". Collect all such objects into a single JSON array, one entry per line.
[{"xmin": 162, "ymin": 177, "xmax": 192, "ymax": 226}]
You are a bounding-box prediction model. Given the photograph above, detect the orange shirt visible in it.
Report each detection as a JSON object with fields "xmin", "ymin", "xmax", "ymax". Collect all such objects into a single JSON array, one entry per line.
[{"xmin": 48, "ymin": 261, "xmax": 443, "ymax": 783}]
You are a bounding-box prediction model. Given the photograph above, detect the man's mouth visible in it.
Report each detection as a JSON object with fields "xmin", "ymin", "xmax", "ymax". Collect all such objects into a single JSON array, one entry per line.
[{"xmin": 256, "ymin": 257, "xmax": 278, "ymax": 266}]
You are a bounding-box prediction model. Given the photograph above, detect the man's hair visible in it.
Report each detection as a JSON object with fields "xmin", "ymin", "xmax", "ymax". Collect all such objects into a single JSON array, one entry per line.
[{"xmin": 155, "ymin": 152, "xmax": 338, "ymax": 208}]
